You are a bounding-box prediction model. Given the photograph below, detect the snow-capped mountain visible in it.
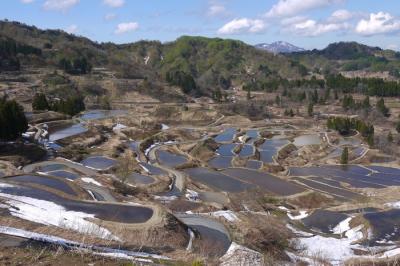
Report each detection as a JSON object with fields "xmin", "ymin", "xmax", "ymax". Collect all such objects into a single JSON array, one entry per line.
[{"xmin": 255, "ymin": 41, "xmax": 305, "ymax": 54}]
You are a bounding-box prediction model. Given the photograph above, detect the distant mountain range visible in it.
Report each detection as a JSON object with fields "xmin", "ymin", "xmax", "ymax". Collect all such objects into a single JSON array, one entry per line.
[{"xmin": 255, "ymin": 41, "xmax": 305, "ymax": 54}]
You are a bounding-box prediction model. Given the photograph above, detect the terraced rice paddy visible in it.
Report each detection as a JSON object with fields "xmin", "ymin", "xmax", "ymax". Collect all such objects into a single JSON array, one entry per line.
[
  {"xmin": 156, "ymin": 150, "xmax": 188, "ymax": 167},
  {"xmin": 81, "ymin": 156, "xmax": 117, "ymax": 171}
]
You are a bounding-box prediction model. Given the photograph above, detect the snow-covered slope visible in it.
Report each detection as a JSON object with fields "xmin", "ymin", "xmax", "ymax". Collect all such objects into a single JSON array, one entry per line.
[{"xmin": 255, "ymin": 41, "xmax": 305, "ymax": 54}]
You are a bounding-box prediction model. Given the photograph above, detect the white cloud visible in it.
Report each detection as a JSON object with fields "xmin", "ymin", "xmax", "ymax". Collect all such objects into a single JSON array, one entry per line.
[
  {"xmin": 281, "ymin": 16, "xmax": 308, "ymax": 26},
  {"xmin": 217, "ymin": 18, "xmax": 266, "ymax": 34},
  {"xmin": 285, "ymin": 17, "xmax": 350, "ymax": 36},
  {"xmin": 43, "ymin": 0, "xmax": 79, "ymax": 12},
  {"xmin": 104, "ymin": 13, "xmax": 116, "ymax": 21},
  {"xmin": 328, "ymin": 9, "xmax": 353, "ymax": 22},
  {"xmin": 103, "ymin": 0, "xmax": 124, "ymax": 8},
  {"xmin": 65, "ymin": 24, "xmax": 78, "ymax": 34},
  {"xmin": 115, "ymin": 22, "xmax": 139, "ymax": 34},
  {"xmin": 387, "ymin": 44, "xmax": 399, "ymax": 51},
  {"xmin": 206, "ymin": 2, "xmax": 228, "ymax": 17},
  {"xmin": 266, "ymin": 0, "xmax": 342, "ymax": 18},
  {"xmin": 21, "ymin": 0, "xmax": 34, "ymax": 4},
  {"xmin": 355, "ymin": 12, "xmax": 400, "ymax": 36}
]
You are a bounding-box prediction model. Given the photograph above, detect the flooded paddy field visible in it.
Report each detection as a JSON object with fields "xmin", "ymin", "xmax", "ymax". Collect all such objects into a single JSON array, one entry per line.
[
  {"xmin": 6, "ymin": 175, "xmax": 78, "ymax": 196},
  {"xmin": 184, "ymin": 167, "xmax": 254, "ymax": 192},
  {"xmin": 289, "ymin": 165, "xmax": 400, "ymax": 189},
  {"xmin": 222, "ymin": 168, "xmax": 305, "ymax": 196},
  {"xmin": 46, "ymin": 170, "xmax": 79, "ymax": 180},
  {"xmin": 208, "ymin": 156, "xmax": 232, "ymax": 169},
  {"xmin": 245, "ymin": 160, "xmax": 262, "ymax": 170},
  {"xmin": 301, "ymin": 209, "xmax": 348, "ymax": 234},
  {"xmin": 214, "ymin": 128, "xmax": 236, "ymax": 143},
  {"xmin": 293, "ymin": 134, "xmax": 321, "ymax": 147},
  {"xmin": 78, "ymin": 109, "xmax": 129, "ymax": 121},
  {"xmin": 81, "ymin": 156, "xmax": 117, "ymax": 171},
  {"xmin": 5, "ymin": 104, "xmax": 400, "ymax": 265},
  {"xmin": 156, "ymin": 150, "xmax": 188, "ymax": 167},
  {"xmin": 364, "ymin": 209, "xmax": 400, "ymax": 244},
  {"xmin": 127, "ymin": 173, "xmax": 155, "ymax": 185},
  {"xmin": 0, "ymin": 183, "xmax": 154, "ymax": 224},
  {"xmin": 49, "ymin": 123, "xmax": 88, "ymax": 142}
]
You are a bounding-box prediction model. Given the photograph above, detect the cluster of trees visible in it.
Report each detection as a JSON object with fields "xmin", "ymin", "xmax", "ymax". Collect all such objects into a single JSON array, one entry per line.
[
  {"xmin": 342, "ymin": 95, "xmax": 390, "ymax": 117},
  {"xmin": 32, "ymin": 93, "xmax": 85, "ymax": 116},
  {"xmin": 284, "ymin": 108, "xmax": 295, "ymax": 117},
  {"xmin": 327, "ymin": 117, "xmax": 374, "ymax": 146},
  {"xmin": 58, "ymin": 57, "xmax": 91, "ymax": 75},
  {"xmin": 0, "ymin": 97, "xmax": 28, "ymax": 141},
  {"xmin": 0, "ymin": 37, "xmax": 41, "ymax": 71},
  {"xmin": 245, "ymin": 74, "xmax": 400, "ymax": 99},
  {"xmin": 326, "ymin": 74, "xmax": 400, "ymax": 97},
  {"xmin": 376, "ymin": 98, "xmax": 390, "ymax": 117},
  {"xmin": 166, "ymin": 70, "xmax": 197, "ymax": 94},
  {"xmin": 342, "ymin": 95, "xmax": 371, "ymax": 110}
]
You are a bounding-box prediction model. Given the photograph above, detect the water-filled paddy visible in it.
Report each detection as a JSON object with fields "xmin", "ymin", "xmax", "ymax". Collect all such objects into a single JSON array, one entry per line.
[
  {"xmin": 47, "ymin": 170, "xmax": 79, "ymax": 180},
  {"xmin": 49, "ymin": 123, "xmax": 87, "ymax": 142},
  {"xmin": 216, "ymin": 144, "xmax": 237, "ymax": 156},
  {"xmin": 0, "ymin": 184, "xmax": 153, "ymax": 223},
  {"xmin": 364, "ymin": 209, "xmax": 400, "ymax": 245},
  {"xmin": 214, "ymin": 128, "xmax": 236, "ymax": 143},
  {"xmin": 38, "ymin": 164, "xmax": 66, "ymax": 172},
  {"xmin": 184, "ymin": 168, "xmax": 254, "ymax": 192},
  {"xmin": 238, "ymin": 144, "xmax": 254, "ymax": 157},
  {"xmin": 156, "ymin": 150, "xmax": 188, "ymax": 167},
  {"xmin": 259, "ymin": 149, "xmax": 276, "ymax": 163},
  {"xmin": 139, "ymin": 163, "xmax": 167, "ymax": 176},
  {"xmin": 293, "ymin": 134, "xmax": 321, "ymax": 147},
  {"xmin": 208, "ymin": 156, "xmax": 232, "ymax": 169},
  {"xmin": 79, "ymin": 110, "xmax": 128, "ymax": 121},
  {"xmin": 127, "ymin": 173, "xmax": 155, "ymax": 185},
  {"xmin": 7, "ymin": 175, "xmax": 77, "ymax": 196},
  {"xmin": 292, "ymin": 177, "xmax": 360, "ymax": 199},
  {"xmin": 81, "ymin": 156, "xmax": 117, "ymax": 170},
  {"xmin": 245, "ymin": 160, "xmax": 262, "ymax": 170},
  {"xmin": 302, "ymin": 210, "xmax": 348, "ymax": 234},
  {"xmin": 222, "ymin": 168, "xmax": 304, "ymax": 196}
]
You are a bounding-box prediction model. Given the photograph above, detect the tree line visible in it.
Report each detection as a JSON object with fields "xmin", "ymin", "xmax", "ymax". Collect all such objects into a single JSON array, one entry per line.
[
  {"xmin": 32, "ymin": 93, "xmax": 85, "ymax": 116},
  {"xmin": 0, "ymin": 37, "xmax": 42, "ymax": 71},
  {"xmin": 58, "ymin": 57, "xmax": 91, "ymax": 75}
]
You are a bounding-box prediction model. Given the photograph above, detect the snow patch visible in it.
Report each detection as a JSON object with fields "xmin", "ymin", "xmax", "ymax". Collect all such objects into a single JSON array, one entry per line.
[
  {"xmin": 81, "ymin": 177, "xmax": 103, "ymax": 187},
  {"xmin": 332, "ymin": 217, "xmax": 352, "ymax": 235},
  {"xmin": 144, "ymin": 55, "xmax": 150, "ymax": 65},
  {"xmin": 220, "ymin": 242, "xmax": 264, "ymax": 266},
  {"xmin": 287, "ymin": 210, "xmax": 309, "ymax": 220},
  {"xmin": 185, "ymin": 189, "xmax": 199, "ymax": 202},
  {"xmin": 0, "ymin": 192, "xmax": 118, "ymax": 241},
  {"xmin": 211, "ymin": 210, "xmax": 239, "ymax": 222},
  {"xmin": 113, "ymin": 123, "xmax": 127, "ymax": 132}
]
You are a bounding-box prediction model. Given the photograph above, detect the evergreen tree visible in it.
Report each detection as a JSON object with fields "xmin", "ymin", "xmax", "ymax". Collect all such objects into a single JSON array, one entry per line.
[
  {"xmin": 376, "ymin": 98, "xmax": 390, "ymax": 117},
  {"xmin": 340, "ymin": 147, "xmax": 349, "ymax": 164},
  {"xmin": 32, "ymin": 93, "xmax": 49, "ymax": 111},
  {"xmin": 362, "ymin": 96, "xmax": 371, "ymax": 109},
  {"xmin": 387, "ymin": 131, "xmax": 393, "ymax": 142},
  {"xmin": 307, "ymin": 103, "xmax": 314, "ymax": 117},
  {"xmin": 0, "ymin": 97, "xmax": 28, "ymax": 140}
]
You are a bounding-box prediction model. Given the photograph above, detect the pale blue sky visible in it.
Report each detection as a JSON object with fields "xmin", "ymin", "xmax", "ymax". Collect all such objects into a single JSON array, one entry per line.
[{"xmin": 1, "ymin": 0, "xmax": 400, "ymax": 50}]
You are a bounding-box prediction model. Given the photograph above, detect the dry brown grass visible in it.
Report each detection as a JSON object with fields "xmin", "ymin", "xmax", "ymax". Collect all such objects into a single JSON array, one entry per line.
[{"xmin": 288, "ymin": 192, "xmax": 333, "ymax": 209}]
